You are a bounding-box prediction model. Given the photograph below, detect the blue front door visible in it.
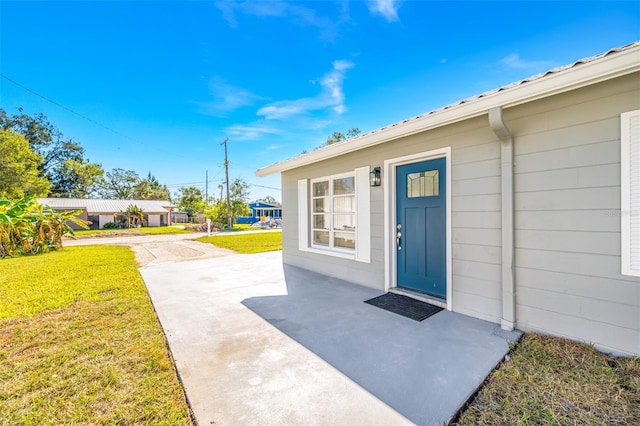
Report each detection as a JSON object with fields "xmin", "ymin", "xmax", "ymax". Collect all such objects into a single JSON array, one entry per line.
[{"xmin": 396, "ymin": 157, "xmax": 446, "ymax": 298}]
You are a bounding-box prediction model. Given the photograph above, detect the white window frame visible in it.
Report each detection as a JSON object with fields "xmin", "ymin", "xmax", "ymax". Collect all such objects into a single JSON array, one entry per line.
[
  {"xmin": 310, "ymin": 172, "xmax": 356, "ymax": 254},
  {"xmin": 298, "ymin": 166, "xmax": 371, "ymax": 263},
  {"xmin": 621, "ymin": 110, "xmax": 640, "ymax": 277}
]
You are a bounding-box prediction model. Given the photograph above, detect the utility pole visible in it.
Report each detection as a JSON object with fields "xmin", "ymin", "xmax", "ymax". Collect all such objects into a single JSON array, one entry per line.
[
  {"xmin": 205, "ymin": 170, "xmax": 208, "ymax": 206},
  {"xmin": 220, "ymin": 137, "xmax": 232, "ymax": 229}
]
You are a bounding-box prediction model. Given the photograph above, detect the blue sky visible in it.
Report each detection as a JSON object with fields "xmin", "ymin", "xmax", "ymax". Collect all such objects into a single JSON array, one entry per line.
[{"xmin": 1, "ymin": 1, "xmax": 638, "ymax": 201}]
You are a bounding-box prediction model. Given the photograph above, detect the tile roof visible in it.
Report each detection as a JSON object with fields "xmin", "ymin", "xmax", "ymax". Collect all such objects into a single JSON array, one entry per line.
[{"xmin": 37, "ymin": 198, "xmax": 173, "ymax": 214}]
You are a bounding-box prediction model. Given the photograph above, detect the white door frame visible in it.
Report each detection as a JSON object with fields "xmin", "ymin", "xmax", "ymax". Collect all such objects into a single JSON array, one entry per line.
[{"xmin": 383, "ymin": 147, "xmax": 452, "ymax": 311}]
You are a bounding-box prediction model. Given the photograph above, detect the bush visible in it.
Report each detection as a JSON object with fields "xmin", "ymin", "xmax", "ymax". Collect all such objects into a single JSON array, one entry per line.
[
  {"xmin": 121, "ymin": 204, "xmax": 144, "ymax": 228},
  {"xmin": 0, "ymin": 195, "xmax": 88, "ymax": 258},
  {"xmin": 102, "ymin": 222, "xmax": 119, "ymax": 229}
]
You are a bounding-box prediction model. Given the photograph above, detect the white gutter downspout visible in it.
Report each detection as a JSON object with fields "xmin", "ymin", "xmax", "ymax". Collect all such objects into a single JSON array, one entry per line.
[{"xmin": 489, "ymin": 107, "xmax": 516, "ymax": 331}]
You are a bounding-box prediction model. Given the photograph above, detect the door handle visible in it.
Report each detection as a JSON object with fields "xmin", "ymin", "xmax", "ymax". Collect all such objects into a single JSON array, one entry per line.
[{"xmin": 396, "ymin": 231, "xmax": 402, "ymax": 250}]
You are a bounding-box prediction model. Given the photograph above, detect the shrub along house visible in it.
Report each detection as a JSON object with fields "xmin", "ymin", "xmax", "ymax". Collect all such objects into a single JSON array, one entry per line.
[
  {"xmin": 38, "ymin": 198, "xmax": 173, "ymax": 229},
  {"xmin": 256, "ymin": 42, "xmax": 640, "ymax": 357}
]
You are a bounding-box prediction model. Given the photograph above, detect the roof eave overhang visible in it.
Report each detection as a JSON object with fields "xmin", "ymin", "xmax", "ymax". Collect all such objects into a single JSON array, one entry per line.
[{"xmin": 255, "ymin": 46, "xmax": 640, "ymax": 177}]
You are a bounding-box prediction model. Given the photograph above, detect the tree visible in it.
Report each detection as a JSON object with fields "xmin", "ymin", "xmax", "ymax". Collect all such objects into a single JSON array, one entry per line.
[
  {"xmin": 0, "ymin": 108, "xmax": 103, "ymax": 197},
  {"xmin": 229, "ymin": 177, "xmax": 250, "ymax": 203},
  {"xmin": 49, "ymin": 158, "xmax": 104, "ymax": 198},
  {"xmin": 205, "ymin": 201, "xmax": 230, "ymax": 227},
  {"xmin": 205, "ymin": 200, "xmax": 250, "ymax": 228},
  {"xmin": 133, "ymin": 172, "xmax": 170, "ymax": 200},
  {"xmin": 0, "ymin": 129, "xmax": 50, "ymax": 200},
  {"xmin": 120, "ymin": 204, "xmax": 145, "ymax": 228},
  {"xmin": 205, "ymin": 177, "xmax": 251, "ymax": 227},
  {"xmin": 176, "ymin": 186, "xmax": 206, "ymax": 217},
  {"xmin": 0, "ymin": 108, "xmax": 59, "ymax": 157},
  {"xmin": 100, "ymin": 168, "xmax": 140, "ymax": 199},
  {"xmin": 257, "ymin": 195, "xmax": 280, "ymax": 206},
  {"xmin": 325, "ymin": 127, "xmax": 361, "ymax": 145},
  {"xmin": 229, "ymin": 177, "xmax": 251, "ymax": 224},
  {"xmin": 0, "ymin": 108, "xmax": 84, "ymax": 174}
]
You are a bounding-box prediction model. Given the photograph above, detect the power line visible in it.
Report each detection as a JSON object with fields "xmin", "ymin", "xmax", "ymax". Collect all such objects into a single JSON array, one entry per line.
[
  {"xmin": 1, "ymin": 75, "xmax": 280, "ymax": 192},
  {"xmin": 1, "ymin": 73, "xmax": 136, "ymax": 142},
  {"xmin": 248, "ymin": 183, "xmax": 281, "ymax": 191},
  {"xmin": 0, "ymin": 73, "xmax": 195, "ymax": 158}
]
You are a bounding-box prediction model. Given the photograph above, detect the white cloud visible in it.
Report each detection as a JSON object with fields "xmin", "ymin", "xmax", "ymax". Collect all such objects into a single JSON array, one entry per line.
[
  {"xmin": 195, "ymin": 77, "xmax": 263, "ymax": 116},
  {"xmin": 257, "ymin": 60, "xmax": 354, "ymax": 120},
  {"xmin": 258, "ymin": 103, "xmax": 308, "ymax": 120},
  {"xmin": 226, "ymin": 123, "xmax": 280, "ymax": 141},
  {"xmin": 215, "ymin": 1, "xmax": 340, "ymax": 41},
  {"xmin": 499, "ymin": 53, "xmax": 552, "ymax": 70},
  {"xmin": 366, "ymin": 0, "xmax": 401, "ymax": 22}
]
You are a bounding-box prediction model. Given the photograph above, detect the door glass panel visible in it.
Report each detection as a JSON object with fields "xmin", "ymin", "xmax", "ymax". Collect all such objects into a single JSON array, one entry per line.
[{"xmin": 407, "ymin": 170, "xmax": 439, "ymax": 198}]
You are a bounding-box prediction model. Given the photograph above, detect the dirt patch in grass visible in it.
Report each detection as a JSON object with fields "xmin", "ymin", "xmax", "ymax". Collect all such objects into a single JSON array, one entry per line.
[{"xmin": 455, "ymin": 333, "xmax": 640, "ymax": 425}]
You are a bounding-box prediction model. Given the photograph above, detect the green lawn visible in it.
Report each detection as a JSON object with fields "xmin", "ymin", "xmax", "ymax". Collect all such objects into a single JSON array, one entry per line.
[
  {"xmin": 74, "ymin": 226, "xmax": 191, "ymax": 238},
  {"xmin": 456, "ymin": 333, "xmax": 640, "ymax": 425},
  {"xmin": 197, "ymin": 231, "xmax": 282, "ymax": 253},
  {"xmin": 0, "ymin": 246, "xmax": 191, "ymax": 424}
]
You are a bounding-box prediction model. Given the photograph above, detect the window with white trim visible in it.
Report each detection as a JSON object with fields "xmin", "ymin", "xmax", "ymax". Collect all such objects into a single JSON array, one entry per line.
[
  {"xmin": 311, "ymin": 173, "xmax": 356, "ymax": 251},
  {"xmin": 621, "ymin": 110, "xmax": 640, "ymax": 277},
  {"xmin": 298, "ymin": 166, "xmax": 371, "ymax": 263}
]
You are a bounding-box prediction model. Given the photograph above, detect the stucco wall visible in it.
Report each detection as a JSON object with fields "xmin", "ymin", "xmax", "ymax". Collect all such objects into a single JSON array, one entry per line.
[{"xmin": 280, "ymin": 72, "xmax": 640, "ymax": 356}]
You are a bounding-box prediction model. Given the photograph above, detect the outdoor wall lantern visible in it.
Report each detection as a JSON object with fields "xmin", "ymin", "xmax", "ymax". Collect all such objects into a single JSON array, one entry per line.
[{"xmin": 370, "ymin": 166, "xmax": 381, "ymax": 187}]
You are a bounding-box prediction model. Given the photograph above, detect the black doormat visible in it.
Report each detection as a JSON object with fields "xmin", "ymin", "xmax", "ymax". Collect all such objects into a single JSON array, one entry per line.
[{"xmin": 364, "ymin": 293, "xmax": 443, "ymax": 321}]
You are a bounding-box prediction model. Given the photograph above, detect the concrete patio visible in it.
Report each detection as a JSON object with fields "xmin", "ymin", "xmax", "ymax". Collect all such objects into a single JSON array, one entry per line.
[{"xmin": 140, "ymin": 250, "xmax": 521, "ymax": 425}]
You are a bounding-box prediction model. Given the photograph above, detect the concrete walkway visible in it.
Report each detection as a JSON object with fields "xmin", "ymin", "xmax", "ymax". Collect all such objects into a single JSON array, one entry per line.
[
  {"xmin": 140, "ymin": 251, "xmax": 521, "ymax": 425},
  {"xmin": 64, "ymin": 233, "xmax": 233, "ymax": 266}
]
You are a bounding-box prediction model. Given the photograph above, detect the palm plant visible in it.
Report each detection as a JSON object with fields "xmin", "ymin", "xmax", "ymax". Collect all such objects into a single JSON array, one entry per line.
[
  {"xmin": 0, "ymin": 195, "xmax": 87, "ymax": 258},
  {"xmin": 121, "ymin": 204, "xmax": 145, "ymax": 228}
]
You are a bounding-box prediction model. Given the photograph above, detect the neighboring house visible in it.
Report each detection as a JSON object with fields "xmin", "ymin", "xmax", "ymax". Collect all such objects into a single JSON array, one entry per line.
[
  {"xmin": 256, "ymin": 42, "xmax": 640, "ymax": 357},
  {"xmin": 38, "ymin": 198, "xmax": 173, "ymax": 229},
  {"xmin": 236, "ymin": 201, "xmax": 283, "ymax": 224}
]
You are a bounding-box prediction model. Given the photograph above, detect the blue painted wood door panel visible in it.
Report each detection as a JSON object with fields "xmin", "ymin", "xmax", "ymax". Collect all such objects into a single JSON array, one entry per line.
[{"xmin": 396, "ymin": 157, "xmax": 446, "ymax": 298}]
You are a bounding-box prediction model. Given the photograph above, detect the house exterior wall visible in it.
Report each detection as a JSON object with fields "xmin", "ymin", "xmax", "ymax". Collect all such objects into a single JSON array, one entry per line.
[
  {"xmin": 508, "ymin": 72, "xmax": 640, "ymax": 355},
  {"xmin": 281, "ymin": 72, "xmax": 640, "ymax": 356},
  {"xmin": 148, "ymin": 214, "xmax": 161, "ymax": 227},
  {"xmin": 99, "ymin": 214, "xmax": 115, "ymax": 228},
  {"xmin": 282, "ymin": 114, "xmax": 504, "ymax": 324}
]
